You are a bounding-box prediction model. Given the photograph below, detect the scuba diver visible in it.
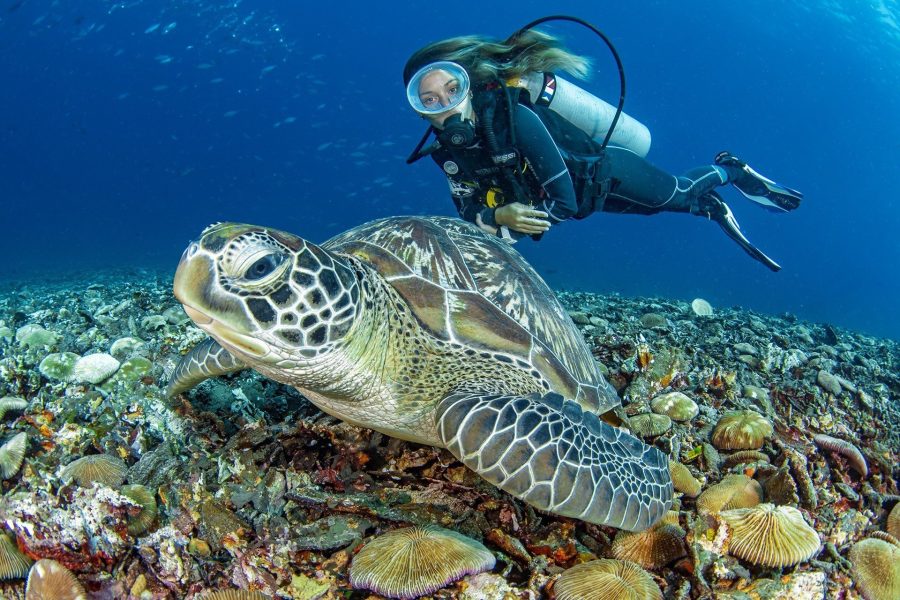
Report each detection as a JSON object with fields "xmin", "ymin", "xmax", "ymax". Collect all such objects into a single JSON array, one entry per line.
[{"xmin": 402, "ymin": 26, "xmax": 802, "ymax": 271}]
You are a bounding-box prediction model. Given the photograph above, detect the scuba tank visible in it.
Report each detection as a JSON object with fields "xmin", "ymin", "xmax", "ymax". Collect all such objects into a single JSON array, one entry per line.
[{"xmin": 507, "ymin": 71, "xmax": 651, "ymax": 157}]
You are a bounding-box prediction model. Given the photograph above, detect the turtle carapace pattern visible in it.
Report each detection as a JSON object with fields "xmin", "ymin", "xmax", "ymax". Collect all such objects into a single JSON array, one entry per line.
[{"xmin": 169, "ymin": 216, "xmax": 672, "ymax": 531}]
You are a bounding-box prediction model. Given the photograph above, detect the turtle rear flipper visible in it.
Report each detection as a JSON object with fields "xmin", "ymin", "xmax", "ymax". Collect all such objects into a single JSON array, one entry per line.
[
  {"xmin": 166, "ymin": 338, "xmax": 245, "ymax": 397},
  {"xmin": 437, "ymin": 391, "xmax": 672, "ymax": 531}
]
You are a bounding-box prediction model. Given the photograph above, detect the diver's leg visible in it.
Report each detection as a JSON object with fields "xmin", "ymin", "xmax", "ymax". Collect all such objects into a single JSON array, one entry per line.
[
  {"xmin": 596, "ymin": 147, "xmax": 726, "ymax": 215},
  {"xmin": 594, "ymin": 148, "xmax": 782, "ymax": 271}
]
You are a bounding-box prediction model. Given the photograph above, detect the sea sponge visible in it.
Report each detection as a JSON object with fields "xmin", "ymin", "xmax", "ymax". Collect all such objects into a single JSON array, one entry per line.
[
  {"xmin": 0, "ymin": 532, "xmax": 32, "ymax": 580},
  {"xmin": 719, "ymin": 503, "xmax": 821, "ymax": 568},
  {"xmin": 120, "ymin": 484, "xmax": 158, "ymax": 536},
  {"xmin": 0, "ymin": 397, "xmax": 27, "ymax": 421},
  {"xmin": 848, "ymin": 537, "xmax": 900, "ymax": 600},
  {"xmin": 650, "ymin": 392, "xmax": 699, "ymax": 422},
  {"xmin": 628, "ymin": 413, "xmax": 672, "ymax": 438},
  {"xmin": 611, "ymin": 512, "xmax": 687, "ymax": 569},
  {"xmin": 61, "ymin": 454, "xmax": 128, "ymax": 488},
  {"xmin": 690, "ymin": 298, "xmax": 713, "ymax": 317},
  {"xmin": 25, "ymin": 559, "xmax": 87, "ymax": 599},
  {"xmin": 813, "ymin": 434, "xmax": 868, "ymax": 478},
  {"xmin": 0, "ymin": 432, "xmax": 27, "ymax": 479},
  {"xmin": 553, "ymin": 558, "xmax": 662, "ymax": 600},
  {"xmin": 888, "ymin": 503, "xmax": 900, "ymax": 539},
  {"xmin": 711, "ymin": 410, "xmax": 773, "ymax": 450},
  {"xmin": 349, "ymin": 526, "xmax": 495, "ymax": 599},
  {"xmin": 697, "ymin": 474, "xmax": 763, "ymax": 514},
  {"xmin": 669, "ymin": 460, "xmax": 702, "ymax": 498}
]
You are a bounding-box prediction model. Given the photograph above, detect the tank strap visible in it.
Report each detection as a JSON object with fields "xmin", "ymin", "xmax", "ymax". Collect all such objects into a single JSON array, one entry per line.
[{"xmin": 572, "ymin": 152, "xmax": 613, "ymax": 218}]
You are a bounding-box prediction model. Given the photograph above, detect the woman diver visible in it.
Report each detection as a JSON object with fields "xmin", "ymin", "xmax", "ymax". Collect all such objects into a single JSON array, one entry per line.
[{"xmin": 402, "ymin": 27, "xmax": 802, "ymax": 271}]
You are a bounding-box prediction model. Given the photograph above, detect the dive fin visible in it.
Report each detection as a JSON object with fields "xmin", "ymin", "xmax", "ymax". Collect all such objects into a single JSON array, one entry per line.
[
  {"xmin": 698, "ymin": 192, "xmax": 782, "ymax": 272},
  {"xmin": 715, "ymin": 151, "xmax": 803, "ymax": 212}
]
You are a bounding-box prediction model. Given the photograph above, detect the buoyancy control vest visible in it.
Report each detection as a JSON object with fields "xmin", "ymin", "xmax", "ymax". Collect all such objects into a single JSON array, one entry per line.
[{"xmin": 433, "ymin": 82, "xmax": 616, "ymax": 218}]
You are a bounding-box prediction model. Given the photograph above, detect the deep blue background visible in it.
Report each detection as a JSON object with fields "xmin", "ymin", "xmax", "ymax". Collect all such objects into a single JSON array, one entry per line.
[{"xmin": 2, "ymin": 1, "xmax": 898, "ymax": 340}]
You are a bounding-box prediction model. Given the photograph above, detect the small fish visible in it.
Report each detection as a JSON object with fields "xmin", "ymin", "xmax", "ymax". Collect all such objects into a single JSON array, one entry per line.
[
  {"xmin": 154, "ymin": 54, "xmax": 173, "ymax": 64},
  {"xmin": 144, "ymin": 23, "xmax": 159, "ymax": 34},
  {"xmin": 316, "ymin": 142, "xmax": 332, "ymax": 151},
  {"xmin": 209, "ymin": 77, "xmax": 224, "ymax": 84},
  {"xmin": 197, "ymin": 63, "xmax": 213, "ymax": 69},
  {"xmin": 162, "ymin": 22, "xmax": 176, "ymax": 34},
  {"xmin": 223, "ymin": 110, "xmax": 238, "ymax": 117},
  {"xmin": 260, "ymin": 65, "xmax": 276, "ymax": 75},
  {"xmin": 152, "ymin": 84, "xmax": 168, "ymax": 92},
  {"xmin": 310, "ymin": 53, "xmax": 325, "ymax": 61},
  {"xmin": 283, "ymin": 116, "xmax": 296, "ymax": 123}
]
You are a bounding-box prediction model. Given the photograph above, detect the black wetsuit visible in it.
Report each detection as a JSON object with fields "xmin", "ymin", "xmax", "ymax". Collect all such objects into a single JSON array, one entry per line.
[{"xmin": 431, "ymin": 91, "xmax": 738, "ymax": 239}]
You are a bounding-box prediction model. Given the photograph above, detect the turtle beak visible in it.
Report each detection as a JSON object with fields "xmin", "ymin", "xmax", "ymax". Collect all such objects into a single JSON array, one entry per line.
[{"xmin": 172, "ymin": 241, "xmax": 269, "ymax": 359}]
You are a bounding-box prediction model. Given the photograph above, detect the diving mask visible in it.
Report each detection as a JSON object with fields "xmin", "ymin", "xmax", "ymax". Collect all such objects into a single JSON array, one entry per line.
[{"xmin": 406, "ymin": 61, "xmax": 471, "ymax": 115}]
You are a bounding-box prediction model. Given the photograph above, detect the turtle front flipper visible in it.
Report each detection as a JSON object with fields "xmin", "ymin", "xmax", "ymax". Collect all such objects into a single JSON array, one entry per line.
[
  {"xmin": 437, "ymin": 391, "xmax": 672, "ymax": 531},
  {"xmin": 166, "ymin": 338, "xmax": 245, "ymax": 397}
]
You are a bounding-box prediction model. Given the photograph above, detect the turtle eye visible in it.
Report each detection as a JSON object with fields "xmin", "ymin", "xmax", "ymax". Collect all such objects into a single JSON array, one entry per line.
[{"xmin": 243, "ymin": 252, "xmax": 285, "ymax": 281}]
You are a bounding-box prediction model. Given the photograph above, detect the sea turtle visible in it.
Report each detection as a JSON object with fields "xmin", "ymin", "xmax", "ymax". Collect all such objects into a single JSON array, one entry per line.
[{"xmin": 168, "ymin": 216, "xmax": 672, "ymax": 531}]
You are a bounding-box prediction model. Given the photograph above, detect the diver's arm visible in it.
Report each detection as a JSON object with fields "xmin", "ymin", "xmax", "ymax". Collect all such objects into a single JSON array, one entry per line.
[
  {"xmin": 445, "ymin": 176, "xmax": 508, "ymax": 237},
  {"xmin": 514, "ymin": 105, "xmax": 579, "ymax": 222}
]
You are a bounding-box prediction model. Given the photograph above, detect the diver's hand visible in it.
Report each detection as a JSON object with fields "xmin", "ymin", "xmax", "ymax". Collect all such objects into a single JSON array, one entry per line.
[{"xmin": 495, "ymin": 203, "xmax": 550, "ymax": 235}]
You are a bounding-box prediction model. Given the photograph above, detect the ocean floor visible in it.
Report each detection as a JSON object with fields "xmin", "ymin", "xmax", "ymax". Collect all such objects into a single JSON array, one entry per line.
[{"xmin": 0, "ymin": 269, "xmax": 897, "ymax": 599}]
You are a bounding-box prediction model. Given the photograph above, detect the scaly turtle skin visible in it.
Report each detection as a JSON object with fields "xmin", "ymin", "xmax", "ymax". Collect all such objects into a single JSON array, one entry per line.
[{"xmin": 169, "ymin": 216, "xmax": 672, "ymax": 531}]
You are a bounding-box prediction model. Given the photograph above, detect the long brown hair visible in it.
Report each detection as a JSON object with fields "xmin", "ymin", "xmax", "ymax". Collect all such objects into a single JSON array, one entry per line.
[{"xmin": 403, "ymin": 30, "xmax": 590, "ymax": 88}]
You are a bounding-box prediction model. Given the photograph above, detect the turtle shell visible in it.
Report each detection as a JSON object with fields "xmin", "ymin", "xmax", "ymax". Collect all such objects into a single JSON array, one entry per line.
[{"xmin": 324, "ymin": 216, "xmax": 619, "ymax": 415}]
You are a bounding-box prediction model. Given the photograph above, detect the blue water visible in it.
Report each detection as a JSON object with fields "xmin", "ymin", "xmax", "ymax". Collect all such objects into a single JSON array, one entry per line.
[{"xmin": 2, "ymin": 1, "xmax": 899, "ymax": 340}]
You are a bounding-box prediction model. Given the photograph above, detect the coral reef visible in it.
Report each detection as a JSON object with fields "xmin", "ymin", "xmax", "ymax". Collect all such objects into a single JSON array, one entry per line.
[{"xmin": 0, "ymin": 274, "xmax": 896, "ymax": 598}]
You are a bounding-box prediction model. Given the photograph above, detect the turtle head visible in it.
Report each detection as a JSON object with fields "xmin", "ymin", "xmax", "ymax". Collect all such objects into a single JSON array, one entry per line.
[{"xmin": 173, "ymin": 222, "xmax": 360, "ymax": 366}]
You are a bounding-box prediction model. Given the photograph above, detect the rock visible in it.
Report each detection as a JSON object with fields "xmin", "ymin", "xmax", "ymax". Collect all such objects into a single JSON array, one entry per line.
[
  {"xmin": 639, "ymin": 312, "xmax": 668, "ymax": 330},
  {"xmin": 816, "ymin": 370, "xmax": 842, "ymax": 395},
  {"xmin": 70, "ymin": 353, "xmax": 121, "ymax": 384},
  {"xmin": 742, "ymin": 385, "xmax": 769, "ymax": 402},
  {"xmin": 568, "ymin": 311, "xmax": 591, "ymax": 326},
  {"xmin": 733, "ymin": 342, "xmax": 758, "ymax": 356},
  {"xmin": 589, "ymin": 316, "xmax": 608, "ymax": 329},
  {"xmin": 0, "ymin": 326, "xmax": 13, "ymax": 342}
]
